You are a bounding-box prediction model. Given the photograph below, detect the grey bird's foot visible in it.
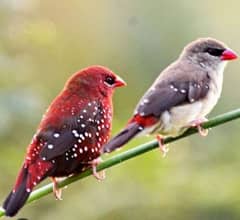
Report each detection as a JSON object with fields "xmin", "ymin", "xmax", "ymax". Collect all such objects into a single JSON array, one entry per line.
[
  {"xmin": 190, "ymin": 118, "xmax": 208, "ymax": 137},
  {"xmin": 156, "ymin": 135, "xmax": 169, "ymax": 157}
]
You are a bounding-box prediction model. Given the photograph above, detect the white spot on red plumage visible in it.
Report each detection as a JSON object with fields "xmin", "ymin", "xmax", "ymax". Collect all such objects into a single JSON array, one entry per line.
[
  {"xmin": 37, "ymin": 176, "xmax": 41, "ymax": 180},
  {"xmin": 96, "ymin": 132, "xmax": 99, "ymax": 136},
  {"xmin": 81, "ymin": 124, "xmax": 86, "ymax": 128},
  {"xmin": 26, "ymin": 188, "xmax": 31, "ymax": 193},
  {"xmin": 97, "ymin": 143, "xmax": 101, "ymax": 148},
  {"xmin": 42, "ymin": 157, "xmax": 46, "ymax": 161},
  {"xmin": 72, "ymin": 148, "xmax": 76, "ymax": 151},
  {"xmin": 88, "ymin": 103, "xmax": 92, "ymax": 106},
  {"xmin": 83, "ymin": 109, "xmax": 87, "ymax": 113},
  {"xmin": 47, "ymin": 144, "xmax": 54, "ymax": 149},
  {"xmin": 33, "ymin": 182, "xmax": 37, "ymax": 186},
  {"xmin": 77, "ymin": 119, "xmax": 81, "ymax": 123},
  {"xmin": 78, "ymin": 139, "xmax": 82, "ymax": 143},
  {"xmin": 74, "ymin": 153, "xmax": 77, "ymax": 157},
  {"xmin": 80, "ymin": 115, "xmax": 84, "ymax": 119},
  {"xmin": 101, "ymin": 124, "xmax": 105, "ymax": 129},
  {"xmin": 95, "ymin": 147, "xmax": 98, "ymax": 151},
  {"xmin": 80, "ymin": 134, "xmax": 85, "ymax": 140},
  {"xmin": 91, "ymin": 148, "xmax": 95, "ymax": 153},
  {"xmin": 84, "ymin": 146, "xmax": 88, "ymax": 151},
  {"xmin": 79, "ymin": 148, "xmax": 83, "ymax": 154},
  {"xmin": 88, "ymin": 133, "xmax": 92, "ymax": 138},
  {"xmin": 97, "ymin": 126, "xmax": 101, "ymax": 131},
  {"xmin": 84, "ymin": 132, "xmax": 89, "ymax": 137},
  {"xmin": 72, "ymin": 130, "xmax": 80, "ymax": 137},
  {"xmin": 74, "ymin": 144, "xmax": 78, "ymax": 148}
]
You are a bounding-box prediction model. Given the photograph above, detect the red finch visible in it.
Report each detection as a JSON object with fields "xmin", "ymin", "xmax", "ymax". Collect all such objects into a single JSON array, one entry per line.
[{"xmin": 3, "ymin": 65, "xmax": 126, "ymax": 217}]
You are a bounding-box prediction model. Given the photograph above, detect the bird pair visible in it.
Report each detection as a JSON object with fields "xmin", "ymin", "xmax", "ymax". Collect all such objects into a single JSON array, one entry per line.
[{"xmin": 2, "ymin": 38, "xmax": 238, "ymax": 217}]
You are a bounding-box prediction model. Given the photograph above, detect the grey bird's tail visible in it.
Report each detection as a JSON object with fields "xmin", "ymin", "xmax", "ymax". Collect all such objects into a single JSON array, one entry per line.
[
  {"xmin": 103, "ymin": 122, "xmax": 143, "ymax": 153},
  {"xmin": 2, "ymin": 167, "xmax": 31, "ymax": 217}
]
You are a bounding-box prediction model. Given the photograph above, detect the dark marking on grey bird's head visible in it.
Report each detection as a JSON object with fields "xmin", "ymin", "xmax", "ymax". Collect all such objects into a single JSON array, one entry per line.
[{"xmin": 180, "ymin": 38, "xmax": 228, "ymax": 70}]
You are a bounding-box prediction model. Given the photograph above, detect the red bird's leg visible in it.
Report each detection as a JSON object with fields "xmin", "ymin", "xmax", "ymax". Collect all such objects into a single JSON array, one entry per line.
[
  {"xmin": 190, "ymin": 118, "xmax": 208, "ymax": 137},
  {"xmin": 51, "ymin": 177, "xmax": 62, "ymax": 200},
  {"xmin": 89, "ymin": 157, "xmax": 106, "ymax": 181},
  {"xmin": 156, "ymin": 135, "xmax": 169, "ymax": 157}
]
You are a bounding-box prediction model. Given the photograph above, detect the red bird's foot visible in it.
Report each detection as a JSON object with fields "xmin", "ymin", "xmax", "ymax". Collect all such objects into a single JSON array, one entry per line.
[
  {"xmin": 90, "ymin": 158, "xmax": 106, "ymax": 181},
  {"xmin": 190, "ymin": 118, "xmax": 208, "ymax": 137},
  {"xmin": 51, "ymin": 177, "xmax": 62, "ymax": 200},
  {"xmin": 156, "ymin": 135, "xmax": 169, "ymax": 157}
]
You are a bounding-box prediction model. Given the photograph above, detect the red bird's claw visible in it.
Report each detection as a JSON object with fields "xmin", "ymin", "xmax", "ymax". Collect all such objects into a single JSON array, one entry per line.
[
  {"xmin": 90, "ymin": 158, "xmax": 106, "ymax": 181},
  {"xmin": 156, "ymin": 135, "xmax": 169, "ymax": 157},
  {"xmin": 51, "ymin": 177, "xmax": 63, "ymax": 200},
  {"xmin": 190, "ymin": 118, "xmax": 208, "ymax": 137}
]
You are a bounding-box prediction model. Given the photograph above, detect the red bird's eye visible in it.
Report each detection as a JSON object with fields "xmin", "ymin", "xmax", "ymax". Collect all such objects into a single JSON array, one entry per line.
[{"xmin": 104, "ymin": 76, "xmax": 115, "ymax": 86}]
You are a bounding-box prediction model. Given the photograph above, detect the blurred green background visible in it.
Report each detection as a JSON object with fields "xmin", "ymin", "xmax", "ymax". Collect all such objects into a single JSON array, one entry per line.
[{"xmin": 0, "ymin": 0, "xmax": 240, "ymax": 219}]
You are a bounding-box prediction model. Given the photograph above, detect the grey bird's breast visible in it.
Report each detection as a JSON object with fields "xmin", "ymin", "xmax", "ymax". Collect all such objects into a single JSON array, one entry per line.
[{"xmin": 157, "ymin": 65, "xmax": 224, "ymax": 137}]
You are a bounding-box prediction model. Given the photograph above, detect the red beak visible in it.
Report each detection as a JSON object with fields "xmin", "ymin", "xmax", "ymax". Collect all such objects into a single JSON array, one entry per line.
[
  {"xmin": 221, "ymin": 49, "xmax": 238, "ymax": 61},
  {"xmin": 114, "ymin": 75, "xmax": 127, "ymax": 88}
]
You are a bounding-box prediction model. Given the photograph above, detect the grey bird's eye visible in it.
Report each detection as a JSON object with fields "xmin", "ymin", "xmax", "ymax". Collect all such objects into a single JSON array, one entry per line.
[
  {"xmin": 204, "ymin": 47, "xmax": 225, "ymax": 57},
  {"xmin": 105, "ymin": 76, "xmax": 115, "ymax": 86}
]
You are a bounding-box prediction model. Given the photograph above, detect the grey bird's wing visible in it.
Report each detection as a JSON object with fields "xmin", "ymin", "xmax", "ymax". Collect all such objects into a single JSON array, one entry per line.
[{"xmin": 135, "ymin": 65, "xmax": 210, "ymax": 118}]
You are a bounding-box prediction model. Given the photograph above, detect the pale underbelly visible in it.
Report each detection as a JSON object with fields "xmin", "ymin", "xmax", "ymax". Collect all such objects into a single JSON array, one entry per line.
[{"xmin": 148, "ymin": 94, "xmax": 219, "ymax": 137}]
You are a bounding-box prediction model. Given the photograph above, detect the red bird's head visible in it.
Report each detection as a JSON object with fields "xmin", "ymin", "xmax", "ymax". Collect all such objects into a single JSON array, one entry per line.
[{"xmin": 65, "ymin": 65, "xmax": 126, "ymax": 97}]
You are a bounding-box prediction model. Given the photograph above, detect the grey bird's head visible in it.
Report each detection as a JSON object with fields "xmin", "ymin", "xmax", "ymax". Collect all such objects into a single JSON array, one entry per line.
[{"xmin": 180, "ymin": 38, "xmax": 238, "ymax": 70}]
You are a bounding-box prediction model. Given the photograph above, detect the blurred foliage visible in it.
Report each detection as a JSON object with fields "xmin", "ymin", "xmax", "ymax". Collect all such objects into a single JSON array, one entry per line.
[{"xmin": 0, "ymin": 0, "xmax": 240, "ymax": 219}]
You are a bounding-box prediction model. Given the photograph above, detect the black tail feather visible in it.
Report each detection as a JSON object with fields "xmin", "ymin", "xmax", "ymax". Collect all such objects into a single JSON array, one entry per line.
[
  {"xmin": 3, "ymin": 168, "xmax": 31, "ymax": 217},
  {"xmin": 103, "ymin": 122, "xmax": 142, "ymax": 153}
]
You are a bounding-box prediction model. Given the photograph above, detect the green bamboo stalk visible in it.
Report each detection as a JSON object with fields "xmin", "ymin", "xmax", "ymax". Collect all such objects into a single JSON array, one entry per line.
[{"xmin": 1, "ymin": 108, "xmax": 240, "ymax": 217}]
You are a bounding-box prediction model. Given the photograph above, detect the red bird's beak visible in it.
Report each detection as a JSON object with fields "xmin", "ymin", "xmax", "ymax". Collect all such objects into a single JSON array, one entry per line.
[
  {"xmin": 114, "ymin": 75, "xmax": 127, "ymax": 88},
  {"xmin": 221, "ymin": 49, "xmax": 238, "ymax": 61}
]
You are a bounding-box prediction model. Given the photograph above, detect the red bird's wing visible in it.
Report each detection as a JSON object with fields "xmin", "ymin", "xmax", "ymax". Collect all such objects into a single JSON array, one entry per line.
[
  {"xmin": 39, "ymin": 101, "xmax": 103, "ymax": 161},
  {"xmin": 135, "ymin": 79, "xmax": 210, "ymax": 118}
]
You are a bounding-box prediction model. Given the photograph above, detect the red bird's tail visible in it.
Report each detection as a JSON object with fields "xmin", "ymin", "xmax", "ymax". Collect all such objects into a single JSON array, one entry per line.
[
  {"xmin": 3, "ymin": 160, "xmax": 51, "ymax": 217},
  {"xmin": 103, "ymin": 122, "xmax": 142, "ymax": 153},
  {"xmin": 3, "ymin": 166, "xmax": 31, "ymax": 217}
]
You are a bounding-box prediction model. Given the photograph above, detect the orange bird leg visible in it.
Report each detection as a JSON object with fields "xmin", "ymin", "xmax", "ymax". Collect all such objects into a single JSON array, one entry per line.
[
  {"xmin": 190, "ymin": 118, "xmax": 208, "ymax": 137},
  {"xmin": 89, "ymin": 157, "xmax": 106, "ymax": 181},
  {"xmin": 156, "ymin": 135, "xmax": 169, "ymax": 157},
  {"xmin": 51, "ymin": 177, "xmax": 62, "ymax": 200}
]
